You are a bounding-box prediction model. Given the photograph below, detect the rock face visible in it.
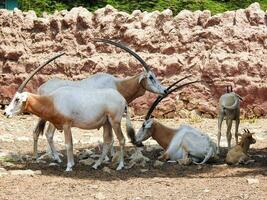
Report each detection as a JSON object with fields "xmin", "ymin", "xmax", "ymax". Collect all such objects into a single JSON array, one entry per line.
[{"xmin": 1, "ymin": 3, "xmax": 267, "ymax": 118}]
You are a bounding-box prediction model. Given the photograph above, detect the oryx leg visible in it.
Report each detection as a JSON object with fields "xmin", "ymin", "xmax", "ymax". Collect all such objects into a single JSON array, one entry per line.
[
  {"xmin": 93, "ymin": 122, "xmax": 113, "ymax": 169},
  {"xmin": 226, "ymin": 118, "xmax": 233, "ymax": 149},
  {"xmin": 45, "ymin": 123, "xmax": 62, "ymax": 163},
  {"xmin": 235, "ymin": 118, "xmax": 240, "ymax": 145},
  {"xmin": 33, "ymin": 118, "xmax": 46, "ymax": 159},
  {"xmin": 111, "ymin": 122, "xmax": 125, "ymax": 170},
  {"xmin": 33, "ymin": 130, "xmax": 39, "ymax": 160},
  {"xmin": 63, "ymin": 125, "xmax": 74, "ymax": 172},
  {"xmin": 217, "ymin": 111, "xmax": 224, "ymax": 154},
  {"xmin": 177, "ymin": 145, "xmax": 191, "ymax": 165}
]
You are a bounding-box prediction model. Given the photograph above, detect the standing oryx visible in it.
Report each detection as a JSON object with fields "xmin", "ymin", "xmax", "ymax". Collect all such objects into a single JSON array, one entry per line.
[
  {"xmin": 33, "ymin": 38, "xmax": 167, "ymax": 162},
  {"xmin": 217, "ymin": 85, "xmax": 243, "ymax": 153},
  {"xmin": 4, "ymin": 53, "xmax": 135, "ymax": 171},
  {"xmin": 131, "ymin": 78, "xmax": 218, "ymax": 164}
]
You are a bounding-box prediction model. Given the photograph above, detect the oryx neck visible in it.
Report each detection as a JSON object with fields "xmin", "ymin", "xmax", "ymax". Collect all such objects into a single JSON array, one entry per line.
[
  {"xmin": 239, "ymin": 138, "xmax": 251, "ymax": 154},
  {"xmin": 24, "ymin": 94, "xmax": 54, "ymax": 119},
  {"xmin": 151, "ymin": 120, "xmax": 176, "ymax": 150},
  {"xmin": 116, "ymin": 72, "xmax": 146, "ymax": 103}
]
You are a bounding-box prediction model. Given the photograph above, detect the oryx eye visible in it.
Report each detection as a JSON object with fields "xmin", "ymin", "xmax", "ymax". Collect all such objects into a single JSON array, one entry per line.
[
  {"xmin": 15, "ymin": 98, "xmax": 19, "ymax": 103},
  {"xmin": 149, "ymin": 75, "xmax": 153, "ymax": 80}
]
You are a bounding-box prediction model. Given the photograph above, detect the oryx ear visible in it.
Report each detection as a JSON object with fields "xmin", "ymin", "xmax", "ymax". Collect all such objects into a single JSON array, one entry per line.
[{"xmin": 138, "ymin": 72, "xmax": 146, "ymax": 83}]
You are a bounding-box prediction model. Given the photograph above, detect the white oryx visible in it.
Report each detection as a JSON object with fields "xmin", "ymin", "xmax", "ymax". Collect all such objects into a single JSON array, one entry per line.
[
  {"xmin": 217, "ymin": 85, "xmax": 242, "ymax": 153},
  {"xmin": 131, "ymin": 78, "xmax": 218, "ymax": 164},
  {"xmin": 33, "ymin": 39, "xmax": 167, "ymax": 162},
  {"xmin": 4, "ymin": 53, "xmax": 135, "ymax": 171}
]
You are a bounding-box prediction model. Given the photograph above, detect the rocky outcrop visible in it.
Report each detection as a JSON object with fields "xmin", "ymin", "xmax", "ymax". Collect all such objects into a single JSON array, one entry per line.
[{"xmin": 1, "ymin": 3, "xmax": 267, "ymax": 118}]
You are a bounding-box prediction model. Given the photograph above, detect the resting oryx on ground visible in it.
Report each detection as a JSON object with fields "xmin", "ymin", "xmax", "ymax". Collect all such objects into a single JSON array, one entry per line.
[
  {"xmin": 32, "ymin": 39, "xmax": 167, "ymax": 163},
  {"xmin": 226, "ymin": 129, "xmax": 256, "ymax": 165},
  {"xmin": 131, "ymin": 78, "xmax": 218, "ymax": 164},
  {"xmin": 217, "ymin": 85, "xmax": 243, "ymax": 153},
  {"xmin": 4, "ymin": 53, "xmax": 136, "ymax": 171}
]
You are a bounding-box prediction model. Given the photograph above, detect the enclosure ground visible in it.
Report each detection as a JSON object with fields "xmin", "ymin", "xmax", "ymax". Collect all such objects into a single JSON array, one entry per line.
[{"xmin": 0, "ymin": 115, "xmax": 266, "ymax": 200}]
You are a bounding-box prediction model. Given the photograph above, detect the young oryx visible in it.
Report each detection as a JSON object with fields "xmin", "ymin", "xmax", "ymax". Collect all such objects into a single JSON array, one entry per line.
[
  {"xmin": 4, "ymin": 54, "xmax": 134, "ymax": 171},
  {"xmin": 131, "ymin": 78, "xmax": 218, "ymax": 164},
  {"xmin": 33, "ymin": 38, "xmax": 167, "ymax": 162},
  {"xmin": 226, "ymin": 129, "xmax": 256, "ymax": 165},
  {"xmin": 217, "ymin": 85, "xmax": 243, "ymax": 153}
]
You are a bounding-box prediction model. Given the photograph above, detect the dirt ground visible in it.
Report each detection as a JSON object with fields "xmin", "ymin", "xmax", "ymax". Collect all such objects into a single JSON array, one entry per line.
[{"xmin": 0, "ymin": 114, "xmax": 266, "ymax": 200}]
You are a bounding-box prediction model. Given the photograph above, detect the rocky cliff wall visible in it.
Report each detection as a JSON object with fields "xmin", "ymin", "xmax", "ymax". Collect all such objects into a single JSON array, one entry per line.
[{"xmin": 0, "ymin": 3, "xmax": 267, "ymax": 118}]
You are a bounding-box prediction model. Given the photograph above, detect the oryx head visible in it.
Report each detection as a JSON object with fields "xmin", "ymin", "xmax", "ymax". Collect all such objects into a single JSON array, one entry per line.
[
  {"xmin": 134, "ymin": 75, "xmax": 200, "ymax": 146},
  {"xmin": 238, "ymin": 129, "xmax": 256, "ymax": 145},
  {"xmin": 4, "ymin": 53, "xmax": 64, "ymax": 118},
  {"xmin": 94, "ymin": 38, "xmax": 167, "ymax": 95}
]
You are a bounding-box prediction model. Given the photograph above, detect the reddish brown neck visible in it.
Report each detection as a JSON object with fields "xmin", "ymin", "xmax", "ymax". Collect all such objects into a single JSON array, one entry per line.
[
  {"xmin": 24, "ymin": 94, "xmax": 54, "ymax": 119},
  {"xmin": 116, "ymin": 72, "xmax": 146, "ymax": 103},
  {"xmin": 150, "ymin": 121, "xmax": 176, "ymax": 150}
]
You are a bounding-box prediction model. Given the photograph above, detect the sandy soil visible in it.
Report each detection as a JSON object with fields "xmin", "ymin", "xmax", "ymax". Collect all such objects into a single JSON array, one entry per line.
[{"xmin": 0, "ymin": 114, "xmax": 266, "ymax": 200}]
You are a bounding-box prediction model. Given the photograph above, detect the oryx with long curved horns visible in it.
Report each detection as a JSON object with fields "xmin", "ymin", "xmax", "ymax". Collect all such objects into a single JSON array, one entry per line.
[
  {"xmin": 32, "ymin": 38, "xmax": 167, "ymax": 162},
  {"xmin": 217, "ymin": 85, "xmax": 243, "ymax": 154},
  {"xmin": 131, "ymin": 77, "xmax": 218, "ymax": 164},
  {"xmin": 4, "ymin": 53, "xmax": 136, "ymax": 171}
]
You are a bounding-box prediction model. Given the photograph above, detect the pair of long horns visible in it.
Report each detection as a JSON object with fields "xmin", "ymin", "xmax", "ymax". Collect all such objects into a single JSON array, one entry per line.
[
  {"xmin": 93, "ymin": 38, "xmax": 150, "ymax": 72},
  {"xmin": 17, "ymin": 53, "xmax": 65, "ymax": 92},
  {"xmin": 145, "ymin": 75, "xmax": 200, "ymax": 120}
]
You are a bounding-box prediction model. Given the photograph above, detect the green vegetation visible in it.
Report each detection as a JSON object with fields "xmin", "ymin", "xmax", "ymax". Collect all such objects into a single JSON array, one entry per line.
[{"xmin": 18, "ymin": 0, "xmax": 267, "ymax": 16}]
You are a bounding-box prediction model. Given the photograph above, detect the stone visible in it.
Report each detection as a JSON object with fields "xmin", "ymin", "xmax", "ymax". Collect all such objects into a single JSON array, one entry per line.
[
  {"xmin": 102, "ymin": 167, "xmax": 112, "ymax": 174},
  {"xmin": 79, "ymin": 158, "xmax": 95, "ymax": 166},
  {"xmin": 153, "ymin": 160, "xmax": 164, "ymax": 168},
  {"xmin": 246, "ymin": 178, "xmax": 259, "ymax": 185},
  {"xmin": 9, "ymin": 170, "xmax": 42, "ymax": 176}
]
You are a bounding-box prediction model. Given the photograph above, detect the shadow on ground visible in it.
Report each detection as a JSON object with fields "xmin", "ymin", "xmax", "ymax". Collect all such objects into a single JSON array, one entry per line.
[{"xmin": 2, "ymin": 145, "xmax": 267, "ymax": 181}]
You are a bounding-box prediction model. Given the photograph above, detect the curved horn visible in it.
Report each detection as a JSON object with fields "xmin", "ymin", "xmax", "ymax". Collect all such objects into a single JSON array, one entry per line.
[
  {"xmin": 145, "ymin": 77, "xmax": 200, "ymax": 120},
  {"xmin": 17, "ymin": 53, "xmax": 65, "ymax": 92},
  {"xmin": 94, "ymin": 38, "xmax": 150, "ymax": 72}
]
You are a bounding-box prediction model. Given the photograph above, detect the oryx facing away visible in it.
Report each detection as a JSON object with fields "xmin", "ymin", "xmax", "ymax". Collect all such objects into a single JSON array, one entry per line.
[
  {"xmin": 4, "ymin": 53, "xmax": 135, "ymax": 171},
  {"xmin": 32, "ymin": 39, "xmax": 167, "ymax": 162},
  {"xmin": 131, "ymin": 78, "xmax": 218, "ymax": 164},
  {"xmin": 217, "ymin": 85, "xmax": 243, "ymax": 153}
]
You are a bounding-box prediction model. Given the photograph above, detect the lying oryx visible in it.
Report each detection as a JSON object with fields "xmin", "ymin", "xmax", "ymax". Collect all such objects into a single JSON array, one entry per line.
[
  {"xmin": 33, "ymin": 39, "xmax": 167, "ymax": 162},
  {"xmin": 218, "ymin": 85, "xmax": 243, "ymax": 153},
  {"xmin": 131, "ymin": 79, "xmax": 218, "ymax": 164},
  {"xmin": 4, "ymin": 54, "xmax": 134, "ymax": 171},
  {"xmin": 226, "ymin": 129, "xmax": 256, "ymax": 165}
]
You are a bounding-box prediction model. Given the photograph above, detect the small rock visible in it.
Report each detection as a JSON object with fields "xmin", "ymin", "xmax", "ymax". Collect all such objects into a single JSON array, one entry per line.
[
  {"xmin": 36, "ymin": 159, "xmax": 47, "ymax": 164},
  {"xmin": 49, "ymin": 162, "xmax": 60, "ymax": 167},
  {"xmin": 246, "ymin": 178, "xmax": 259, "ymax": 185},
  {"xmin": 9, "ymin": 170, "xmax": 42, "ymax": 176},
  {"xmin": 140, "ymin": 169, "xmax": 148, "ymax": 173},
  {"xmin": 78, "ymin": 149, "xmax": 94, "ymax": 160},
  {"xmin": 153, "ymin": 160, "xmax": 164, "ymax": 168},
  {"xmin": 102, "ymin": 167, "xmax": 112, "ymax": 174},
  {"xmin": 0, "ymin": 167, "xmax": 8, "ymax": 177},
  {"xmin": 203, "ymin": 189, "xmax": 210, "ymax": 193},
  {"xmin": 79, "ymin": 158, "xmax": 95, "ymax": 166},
  {"xmin": 132, "ymin": 197, "xmax": 142, "ymax": 200},
  {"xmin": 95, "ymin": 192, "xmax": 105, "ymax": 200},
  {"xmin": 90, "ymin": 184, "xmax": 98, "ymax": 189}
]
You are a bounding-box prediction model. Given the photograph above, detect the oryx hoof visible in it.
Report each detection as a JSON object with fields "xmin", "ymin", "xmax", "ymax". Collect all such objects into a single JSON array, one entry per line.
[
  {"xmin": 65, "ymin": 167, "xmax": 73, "ymax": 172},
  {"xmin": 116, "ymin": 163, "xmax": 124, "ymax": 171},
  {"xmin": 92, "ymin": 163, "xmax": 100, "ymax": 170}
]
